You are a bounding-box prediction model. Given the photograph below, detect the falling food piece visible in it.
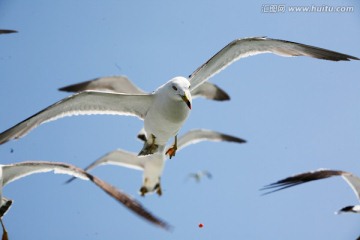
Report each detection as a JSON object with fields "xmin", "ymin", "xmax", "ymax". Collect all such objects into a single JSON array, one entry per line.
[{"xmin": 198, "ymin": 223, "xmax": 204, "ymax": 228}]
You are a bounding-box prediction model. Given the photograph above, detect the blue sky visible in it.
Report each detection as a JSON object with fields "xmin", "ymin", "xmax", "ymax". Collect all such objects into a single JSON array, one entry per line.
[{"xmin": 0, "ymin": 0, "xmax": 359, "ymax": 239}]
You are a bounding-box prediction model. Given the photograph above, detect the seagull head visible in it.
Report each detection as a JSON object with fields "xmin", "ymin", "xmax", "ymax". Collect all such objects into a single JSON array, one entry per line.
[{"xmin": 167, "ymin": 76, "xmax": 192, "ymax": 109}]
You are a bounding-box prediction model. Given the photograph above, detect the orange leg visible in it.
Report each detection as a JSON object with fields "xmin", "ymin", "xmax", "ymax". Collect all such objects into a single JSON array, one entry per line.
[{"xmin": 165, "ymin": 135, "xmax": 178, "ymax": 159}]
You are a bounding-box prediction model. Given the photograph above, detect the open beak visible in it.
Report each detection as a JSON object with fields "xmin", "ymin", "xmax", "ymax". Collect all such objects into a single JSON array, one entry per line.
[{"xmin": 181, "ymin": 93, "xmax": 192, "ymax": 109}]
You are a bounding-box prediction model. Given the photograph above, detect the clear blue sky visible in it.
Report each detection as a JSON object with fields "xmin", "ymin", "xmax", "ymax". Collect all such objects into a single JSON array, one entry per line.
[{"xmin": 0, "ymin": 1, "xmax": 359, "ymax": 239}]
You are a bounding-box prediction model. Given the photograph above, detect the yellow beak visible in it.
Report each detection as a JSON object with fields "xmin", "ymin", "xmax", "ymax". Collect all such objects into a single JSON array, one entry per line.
[{"xmin": 181, "ymin": 94, "xmax": 192, "ymax": 109}]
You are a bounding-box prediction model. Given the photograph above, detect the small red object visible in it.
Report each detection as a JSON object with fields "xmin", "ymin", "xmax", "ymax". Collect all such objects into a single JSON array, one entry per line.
[{"xmin": 198, "ymin": 223, "xmax": 204, "ymax": 228}]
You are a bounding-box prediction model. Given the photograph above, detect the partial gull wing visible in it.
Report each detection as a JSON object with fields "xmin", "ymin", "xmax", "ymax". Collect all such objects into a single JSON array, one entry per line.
[
  {"xmin": 0, "ymin": 198, "xmax": 12, "ymax": 218},
  {"xmin": 341, "ymin": 174, "xmax": 360, "ymax": 201},
  {"xmin": 2, "ymin": 161, "xmax": 170, "ymax": 229},
  {"xmin": 261, "ymin": 169, "xmax": 349, "ymax": 195},
  {"xmin": 0, "ymin": 91, "xmax": 154, "ymax": 145},
  {"xmin": 189, "ymin": 37, "xmax": 359, "ymax": 91},
  {"xmin": 65, "ymin": 150, "xmax": 144, "ymax": 184},
  {"xmin": 0, "ymin": 30, "xmax": 17, "ymax": 34},
  {"xmin": 191, "ymin": 82, "xmax": 230, "ymax": 101},
  {"xmin": 59, "ymin": 75, "xmax": 230, "ymax": 101},
  {"xmin": 175, "ymin": 129, "xmax": 246, "ymax": 152},
  {"xmin": 59, "ymin": 76, "xmax": 146, "ymax": 94}
]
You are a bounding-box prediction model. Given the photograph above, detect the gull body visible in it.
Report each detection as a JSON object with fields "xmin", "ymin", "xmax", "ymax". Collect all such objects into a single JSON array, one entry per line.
[
  {"xmin": 262, "ymin": 169, "xmax": 360, "ymax": 214},
  {"xmin": 142, "ymin": 77, "xmax": 192, "ymax": 149},
  {"xmin": 66, "ymin": 129, "xmax": 246, "ymax": 196},
  {"xmin": 0, "ymin": 37, "xmax": 357, "ymax": 155}
]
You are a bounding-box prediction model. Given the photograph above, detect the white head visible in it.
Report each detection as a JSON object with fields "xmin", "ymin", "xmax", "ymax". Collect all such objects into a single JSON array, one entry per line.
[{"xmin": 160, "ymin": 76, "xmax": 192, "ymax": 109}]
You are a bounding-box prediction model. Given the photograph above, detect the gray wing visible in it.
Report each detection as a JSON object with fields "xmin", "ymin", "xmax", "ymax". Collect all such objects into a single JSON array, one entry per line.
[
  {"xmin": 59, "ymin": 76, "xmax": 146, "ymax": 94},
  {"xmin": 65, "ymin": 149, "xmax": 144, "ymax": 184},
  {"xmin": 175, "ymin": 129, "xmax": 246, "ymax": 152},
  {"xmin": 189, "ymin": 37, "xmax": 359, "ymax": 91},
  {"xmin": 261, "ymin": 169, "xmax": 346, "ymax": 195},
  {"xmin": 0, "ymin": 91, "xmax": 154, "ymax": 145},
  {"xmin": 341, "ymin": 173, "xmax": 360, "ymax": 201},
  {"xmin": 2, "ymin": 161, "xmax": 170, "ymax": 229},
  {"xmin": 191, "ymin": 82, "xmax": 230, "ymax": 101},
  {"xmin": 0, "ymin": 30, "xmax": 17, "ymax": 34}
]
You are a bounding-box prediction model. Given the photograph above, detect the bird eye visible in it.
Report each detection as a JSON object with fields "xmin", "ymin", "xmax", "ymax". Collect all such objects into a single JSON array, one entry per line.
[{"xmin": 172, "ymin": 86, "xmax": 178, "ymax": 91}]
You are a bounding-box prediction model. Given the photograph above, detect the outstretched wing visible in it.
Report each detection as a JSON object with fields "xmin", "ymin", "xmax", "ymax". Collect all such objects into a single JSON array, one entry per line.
[
  {"xmin": 2, "ymin": 161, "xmax": 170, "ymax": 229},
  {"xmin": 0, "ymin": 91, "xmax": 154, "ymax": 145},
  {"xmin": 261, "ymin": 169, "xmax": 346, "ymax": 195},
  {"xmin": 59, "ymin": 76, "xmax": 146, "ymax": 94},
  {"xmin": 189, "ymin": 37, "xmax": 359, "ymax": 91},
  {"xmin": 174, "ymin": 129, "xmax": 246, "ymax": 152},
  {"xmin": 65, "ymin": 149, "xmax": 145, "ymax": 184}
]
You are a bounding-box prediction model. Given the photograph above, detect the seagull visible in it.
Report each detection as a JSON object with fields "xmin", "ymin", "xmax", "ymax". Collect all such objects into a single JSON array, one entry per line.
[
  {"xmin": 66, "ymin": 129, "xmax": 246, "ymax": 196},
  {"xmin": 0, "ymin": 160, "xmax": 170, "ymax": 240},
  {"xmin": 261, "ymin": 169, "xmax": 360, "ymax": 214},
  {"xmin": 58, "ymin": 75, "xmax": 231, "ymax": 101},
  {"xmin": 58, "ymin": 75, "xmax": 230, "ymax": 142},
  {"xmin": 0, "ymin": 37, "xmax": 358, "ymax": 156},
  {"xmin": 187, "ymin": 170, "xmax": 212, "ymax": 183},
  {"xmin": 0, "ymin": 30, "xmax": 17, "ymax": 34}
]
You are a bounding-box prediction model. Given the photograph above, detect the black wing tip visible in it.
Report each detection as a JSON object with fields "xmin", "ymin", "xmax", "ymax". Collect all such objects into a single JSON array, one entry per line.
[
  {"xmin": 63, "ymin": 176, "xmax": 77, "ymax": 184},
  {"xmin": 224, "ymin": 135, "xmax": 247, "ymax": 144},
  {"xmin": 58, "ymin": 81, "xmax": 92, "ymax": 92},
  {"xmin": 58, "ymin": 85, "xmax": 79, "ymax": 92},
  {"xmin": 213, "ymin": 84, "xmax": 231, "ymax": 101},
  {"xmin": 0, "ymin": 29, "xmax": 18, "ymax": 34},
  {"xmin": 158, "ymin": 221, "xmax": 174, "ymax": 231}
]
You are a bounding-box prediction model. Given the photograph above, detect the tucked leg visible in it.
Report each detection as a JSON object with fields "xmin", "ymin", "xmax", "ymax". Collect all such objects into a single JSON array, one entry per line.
[{"xmin": 138, "ymin": 134, "xmax": 158, "ymax": 156}]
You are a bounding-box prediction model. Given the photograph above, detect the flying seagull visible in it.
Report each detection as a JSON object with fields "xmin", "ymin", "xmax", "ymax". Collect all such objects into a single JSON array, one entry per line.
[
  {"xmin": 0, "ymin": 37, "xmax": 357, "ymax": 156},
  {"xmin": 187, "ymin": 170, "xmax": 213, "ymax": 183},
  {"xmin": 59, "ymin": 75, "xmax": 230, "ymax": 142},
  {"xmin": 262, "ymin": 169, "xmax": 360, "ymax": 214},
  {"xmin": 66, "ymin": 129, "xmax": 246, "ymax": 196},
  {"xmin": 0, "ymin": 160, "xmax": 169, "ymax": 240},
  {"xmin": 58, "ymin": 75, "xmax": 230, "ymax": 101},
  {"xmin": 0, "ymin": 30, "xmax": 17, "ymax": 34}
]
